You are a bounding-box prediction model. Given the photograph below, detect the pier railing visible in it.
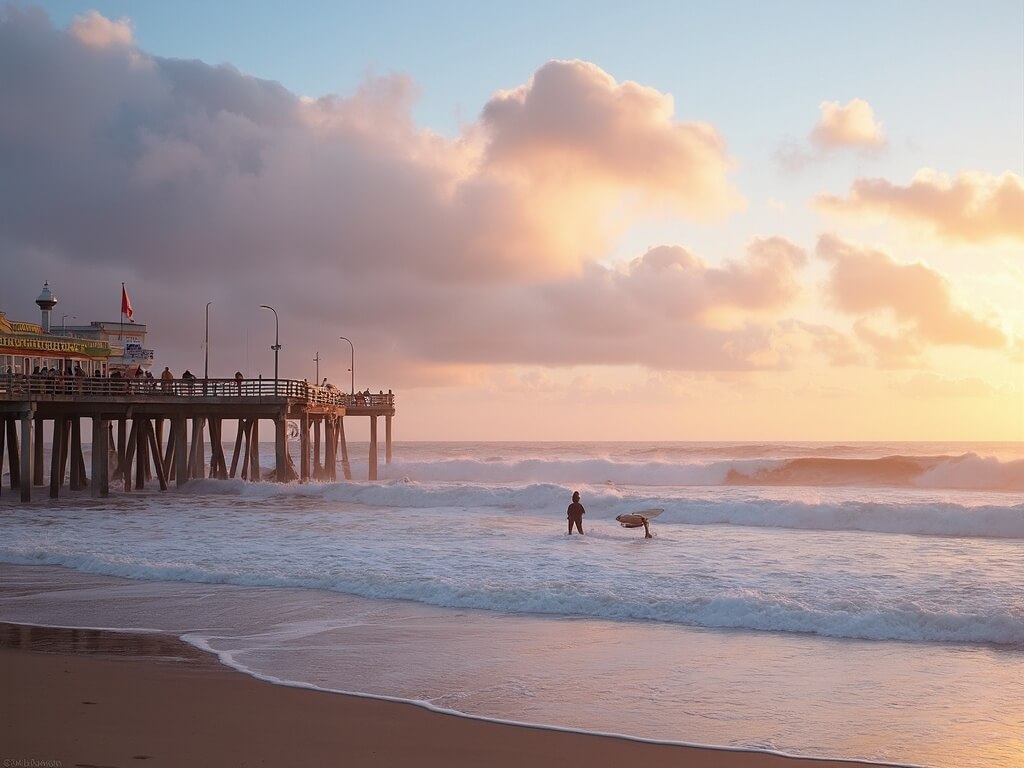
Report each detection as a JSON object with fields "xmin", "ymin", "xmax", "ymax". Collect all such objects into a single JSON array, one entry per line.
[{"xmin": 0, "ymin": 374, "xmax": 394, "ymax": 408}]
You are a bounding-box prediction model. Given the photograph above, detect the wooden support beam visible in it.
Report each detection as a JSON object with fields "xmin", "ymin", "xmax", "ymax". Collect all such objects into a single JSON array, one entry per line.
[
  {"xmin": 59, "ymin": 419, "xmax": 71, "ymax": 490},
  {"xmin": 19, "ymin": 413, "xmax": 32, "ymax": 502},
  {"xmin": 174, "ymin": 417, "xmax": 188, "ymax": 488},
  {"xmin": 146, "ymin": 419, "xmax": 168, "ymax": 491},
  {"xmin": 6, "ymin": 417, "xmax": 20, "ymax": 490},
  {"xmin": 91, "ymin": 416, "xmax": 109, "ymax": 498},
  {"xmin": 207, "ymin": 418, "xmax": 217, "ymax": 479},
  {"xmin": 74, "ymin": 417, "xmax": 89, "ymax": 489},
  {"xmin": 49, "ymin": 417, "xmax": 63, "ymax": 499},
  {"xmin": 339, "ymin": 417, "xmax": 351, "ymax": 481},
  {"xmin": 189, "ymin": 417, "xmax": 205, "ymax": 480},
  {"xmin": 123, "ymin": 419, "xmax": 138, "ymax": 493},
  {"xmin": 275, "ymin": 414, "xmax": 287, "ymax": 482},
  {"xmin": 117, "ymin": 419, "xmax": 127, "ymax": 486},
  {"xmin": 142, "ymin": 418, "xmax": 152, "ymax": 482},
  {"xmin": 248, "ymin": 419, "xmax": 260, "ymax": 482},
  {"xmin": 163, "ymin": 421, "xmax": 176, "ymax": 481},
  {"xmin": 134, "ymin": 417, "xmax": 148, "ymax": 489},
  {"xmin": 368, "ymin": 415, "xmax": 378, "ymax": 481},
  {"xmin": 324, "ymin": 418, "xmax": 335, "ymax": 481},
  {"xmin": 299, "ymin": 412, "xmax": 310, "ymax": 483},
  {"xmin": 107, "ymin": 422, "xmax": 118, "ymax": 484},
  {"xmin": 385, "ymin": 415, "xmax": 393, "ymax": 465},
  {"xmin": 0, "ymin": 417, "xmax": 5, "ymax": 497},
  {"xmin": 207, "ymin": 418, "xmax": 220, "ymax": 479},
  {"xmin": 134, "ymin": 418, "xmax": 147, "ymax": 491},
  {"xmin": 313, "ymin": 418, "xmax": 321, "ymax": 481},
  {"xmin": 155, "ymin": 419, "xmax": 165, "ymax": 461},
  {"xmin": 33, "ymin": 417, "xmax": 44, "ymax": 485},
  {"xmin": 229, "ymin": 419, "xmax": 245, "ymax": 479}
]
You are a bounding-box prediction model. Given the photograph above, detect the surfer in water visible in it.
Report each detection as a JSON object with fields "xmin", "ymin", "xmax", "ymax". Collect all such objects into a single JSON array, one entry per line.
[{"xmin": 567, "ymin": 491, "xmax": 585, "ymax": 535}]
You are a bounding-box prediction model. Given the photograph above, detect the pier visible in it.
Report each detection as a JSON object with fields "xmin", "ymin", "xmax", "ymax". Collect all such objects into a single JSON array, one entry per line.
[{"xmin": 0, "ymin": 375, "xmax": 396, "ymax": 503}]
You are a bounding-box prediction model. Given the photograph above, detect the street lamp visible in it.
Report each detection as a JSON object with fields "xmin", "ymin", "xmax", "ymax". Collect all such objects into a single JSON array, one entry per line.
[
  {"xmin": 61, "ymin": 314, "xmax": 76, "ymax": 333},
  {"xmin": 313, "ymin": 351, "xmax": 320, "ymax": 385},
  {"xmin": 204, "ymin": 301, "xmax": 211, "ymax": 380},
  {"xmin": 339, "ymin": 336, "xmax": 354, "ymax": 395},
  {"xmin": 260, "ymin": 305, "xmax": 280, "ymax": 394}
]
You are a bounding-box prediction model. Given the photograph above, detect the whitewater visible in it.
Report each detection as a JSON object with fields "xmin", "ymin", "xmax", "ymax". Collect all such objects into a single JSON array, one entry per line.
[{"xmin": 1, "ymin": 441, "xmax": 1022, "ymax": 768}]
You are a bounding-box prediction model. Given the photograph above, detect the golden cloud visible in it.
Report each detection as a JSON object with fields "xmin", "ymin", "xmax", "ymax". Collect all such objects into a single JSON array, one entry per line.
[
  {"xmin": 481, "ymin": 60, "xmax": 744, "ymax": 219},
  {"xmin": 810, "ymin": 98, "xmax": 885, "ymax": 149},
  {"xmin": 815, "ymin": 169, "xmax": 1024, "ymax": 243},
  {"xmin": 817, "ymin": 234, "xmax": 1007, "ymax": 356}
]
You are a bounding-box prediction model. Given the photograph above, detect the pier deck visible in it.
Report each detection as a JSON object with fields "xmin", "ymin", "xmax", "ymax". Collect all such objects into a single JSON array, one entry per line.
[{"xmin": 0, "ymin": 376, "xmax": 395, "ymax": 502}]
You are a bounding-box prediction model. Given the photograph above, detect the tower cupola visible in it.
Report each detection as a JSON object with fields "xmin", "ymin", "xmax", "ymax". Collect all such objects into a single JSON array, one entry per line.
[{"xmin": 35, "ymin": 281, "xmax": 57, "ymax": 333}]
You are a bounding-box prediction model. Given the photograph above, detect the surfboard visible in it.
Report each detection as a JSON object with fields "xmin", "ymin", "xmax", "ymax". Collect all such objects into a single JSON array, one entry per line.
[{"xmin": 615, "ymin": 508, "xmax": 664, "ymax": 528}]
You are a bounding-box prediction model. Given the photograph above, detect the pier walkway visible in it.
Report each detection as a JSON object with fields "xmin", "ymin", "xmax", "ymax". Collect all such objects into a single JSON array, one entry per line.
[{"xmin": 0, "ymin": 375, "xmax": 396, "ymax": 503}]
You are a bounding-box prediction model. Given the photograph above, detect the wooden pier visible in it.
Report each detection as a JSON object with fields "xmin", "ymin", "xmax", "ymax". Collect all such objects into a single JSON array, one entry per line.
[{"xmin": 0, "ymin": 376, "xmax": 396, "ymax": 503}]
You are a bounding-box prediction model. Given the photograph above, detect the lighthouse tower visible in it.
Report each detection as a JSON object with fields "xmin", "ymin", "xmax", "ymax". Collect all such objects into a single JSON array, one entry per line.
[{"xmin": 35, "ymin": 281, "xmax": 57, "ymax": 333}]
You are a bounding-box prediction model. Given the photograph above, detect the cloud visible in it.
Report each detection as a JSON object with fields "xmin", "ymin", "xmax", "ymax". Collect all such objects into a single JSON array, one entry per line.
[
  {"xmin": 815, "ymin": 169, "xmax": 1024, "ymax": 243},
  {"xmin": 0, "ymin": 9, "xmax": 780, "ymax": 383},
  {"xmin": 69, "ymin": 9, "xmax": 134, "ymax": 49},
  {"xmin": 816, "ymin": 234, "xmax": 1007, "ymax": 362},
  {"xmin": 777, "ymin": 98, "xmax": 885, "ymax": 171},
  {"xmin": 375, "ymin": 236, "xmax": 810, "ymax": 373},
  {"xmin": 481, "ymin": 60, "xmax": 744, "ymax": 219},
  {"xmin": 810, "ymin": 98, "xmax": 885, "ymax": 150}
]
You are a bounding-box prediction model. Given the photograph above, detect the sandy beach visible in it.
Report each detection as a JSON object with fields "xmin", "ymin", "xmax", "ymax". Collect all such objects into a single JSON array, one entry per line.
[{"xmin": 0, "ymin": 622, "xmax": 887, "ymax": 768}]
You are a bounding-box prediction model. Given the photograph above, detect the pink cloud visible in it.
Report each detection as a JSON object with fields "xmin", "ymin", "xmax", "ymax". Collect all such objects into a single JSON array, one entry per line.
[
  {"xmin": 69, "ymin": 9, "xmax": 134, "ymax": 49},
  {"xmin": 816, "ymin": 234, "xmax": 1007, "ymax": 357},
  {"xmin": 815, "ymin": 169, "xmax": 1024, "ymax": 243}
]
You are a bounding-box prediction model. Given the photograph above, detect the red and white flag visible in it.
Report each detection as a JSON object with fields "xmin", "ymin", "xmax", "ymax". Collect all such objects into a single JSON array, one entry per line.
[{"xmin": 121, "ymin": 283, "xmax": 134, "ymax": 320}]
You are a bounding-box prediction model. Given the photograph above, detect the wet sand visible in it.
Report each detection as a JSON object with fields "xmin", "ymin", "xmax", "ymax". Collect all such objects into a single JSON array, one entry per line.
[{"xmin": 0, "ymin": 623, "xmax": 895, "ymax": 768}]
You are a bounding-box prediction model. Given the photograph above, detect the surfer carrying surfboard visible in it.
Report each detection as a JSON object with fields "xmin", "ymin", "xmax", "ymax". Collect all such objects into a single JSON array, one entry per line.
[{"xmin": 567, "ymin": 491, "xmax": 585, "ymax": 535}]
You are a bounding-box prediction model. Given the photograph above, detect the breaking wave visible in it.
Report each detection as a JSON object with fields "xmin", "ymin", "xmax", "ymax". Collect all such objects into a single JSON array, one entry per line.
[{"xmin": 375, "ymin": 452, "xmax": 1024, "ymax": 491}]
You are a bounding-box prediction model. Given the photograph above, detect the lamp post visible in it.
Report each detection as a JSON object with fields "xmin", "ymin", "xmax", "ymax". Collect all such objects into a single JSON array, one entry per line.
[
  {"xmin": 339, "ymin": 336, "xmax": 354, "ymax": 395},
  {"xmin": 313, "ymin": 351, "xmax": 320, "ymax": 385},
  {"xmin": 204, "ymin": 302, "xmax": 211, "ymax": 380},
  {"xmin": 61, "ymin": 314, "xmax": 76, "ymax": 333},
  {"xmin": 260, "ymin": 305, "xmax": 280, "ymax": 394}
]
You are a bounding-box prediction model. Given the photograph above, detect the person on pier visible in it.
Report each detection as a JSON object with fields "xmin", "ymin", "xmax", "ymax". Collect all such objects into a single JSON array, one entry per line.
[{"xmin": 567, "ymin": 491, "xmax": 586, "ymax": 535}]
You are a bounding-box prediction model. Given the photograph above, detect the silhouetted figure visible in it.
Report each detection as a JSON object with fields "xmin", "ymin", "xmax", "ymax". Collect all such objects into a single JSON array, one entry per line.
[{"xmin": 567, "ymin": 490, "xmax": 585, "ymax": 535}]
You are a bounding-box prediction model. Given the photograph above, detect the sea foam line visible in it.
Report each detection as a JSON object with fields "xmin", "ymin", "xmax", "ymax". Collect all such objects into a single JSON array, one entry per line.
[{"xmin": 2, "ymin": 551, "xmax": 1021, "ymax": 647}]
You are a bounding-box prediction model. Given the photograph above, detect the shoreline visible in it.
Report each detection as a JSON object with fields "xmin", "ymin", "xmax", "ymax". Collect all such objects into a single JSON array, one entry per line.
[{"xmin": 0, "ymin": 621, "xmax": 906, "ymax": 768}]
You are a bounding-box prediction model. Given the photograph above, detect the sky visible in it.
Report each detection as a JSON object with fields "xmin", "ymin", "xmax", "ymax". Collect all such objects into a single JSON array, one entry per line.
[{"xmin": 1, "ymin": 1, "xmax": 1022, "ymax": 441}]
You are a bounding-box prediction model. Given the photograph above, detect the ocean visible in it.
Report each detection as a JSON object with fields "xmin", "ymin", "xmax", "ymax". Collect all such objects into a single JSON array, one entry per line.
[{"xmin": 2, "ymin": 440, "xmax": 1023, "ymax": 767}]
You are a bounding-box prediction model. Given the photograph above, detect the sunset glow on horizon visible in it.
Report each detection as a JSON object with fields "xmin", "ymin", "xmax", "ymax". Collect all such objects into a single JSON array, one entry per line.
[{"xmin": 1, "ymin": 1, "xmax": 1021, "ymax": 441}]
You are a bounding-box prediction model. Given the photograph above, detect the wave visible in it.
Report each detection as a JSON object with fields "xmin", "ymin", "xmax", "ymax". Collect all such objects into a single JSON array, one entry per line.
[
  {"xmin": 175, "ymin": 477, "xmax": 1024, "ymax": 539},
  {"xmin": 2, "ymin": 550, "xmax": 1021, "ymax": 647},
  {"xmin": 374, "ymin": 452, "xmax": 1024, "ymax": 492}
]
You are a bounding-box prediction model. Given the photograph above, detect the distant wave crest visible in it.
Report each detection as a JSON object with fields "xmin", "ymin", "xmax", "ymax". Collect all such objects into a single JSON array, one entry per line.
[{"xmin": 382, "ymin": 452, "xmax": 1024, "ymax": 491}]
